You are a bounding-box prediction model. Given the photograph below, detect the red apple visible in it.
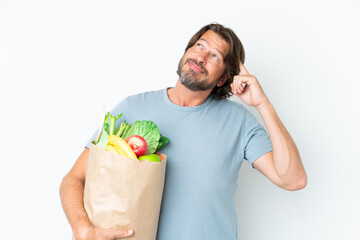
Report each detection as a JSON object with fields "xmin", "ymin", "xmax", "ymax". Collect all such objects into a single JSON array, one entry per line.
[{"xmin": 126, "ymin": 135, "xmax": 147, "ymax": 157}]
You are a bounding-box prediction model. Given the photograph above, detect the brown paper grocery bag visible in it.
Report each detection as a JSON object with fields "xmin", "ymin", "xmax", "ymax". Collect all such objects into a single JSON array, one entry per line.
[{"xmin": 75, "ymin": 143, "xmax": 167, "ymax": 240}]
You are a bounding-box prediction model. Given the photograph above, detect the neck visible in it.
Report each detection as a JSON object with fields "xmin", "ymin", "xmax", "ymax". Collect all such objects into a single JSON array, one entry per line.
[{"xmin": 167, "ymin": 79, "xmax": 212, "ymax": 107}]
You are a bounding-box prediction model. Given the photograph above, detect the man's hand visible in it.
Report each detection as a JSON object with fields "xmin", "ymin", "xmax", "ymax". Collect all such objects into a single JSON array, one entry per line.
[
  {"xmin": 74, "ymin": 225, "xmax": 134, "ymax": 240},
  {"xmin": 230, "ymin": 61, "xmax": 269, "ymax": 108}
]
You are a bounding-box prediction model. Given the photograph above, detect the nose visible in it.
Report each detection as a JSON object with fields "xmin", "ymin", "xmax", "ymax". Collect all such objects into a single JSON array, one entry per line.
[{"xmin": 196, "ymin": 51, "xmax": 207, "ymax": 65}]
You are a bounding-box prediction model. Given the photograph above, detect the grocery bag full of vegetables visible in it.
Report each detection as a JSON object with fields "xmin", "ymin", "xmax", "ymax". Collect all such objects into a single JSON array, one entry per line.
[{"xmin": 79, "ymin": 112, "xmax": 169, "ymax": 240}]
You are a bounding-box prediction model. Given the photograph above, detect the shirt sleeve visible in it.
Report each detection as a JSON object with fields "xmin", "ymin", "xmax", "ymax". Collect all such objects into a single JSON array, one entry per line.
[
  {"xmin": 243, "ymin": 109, "xmax": 272, "ymax": 168},
  {"xmin": 84, "ymin": 98, "xmax": 129, "ymax": 148}
]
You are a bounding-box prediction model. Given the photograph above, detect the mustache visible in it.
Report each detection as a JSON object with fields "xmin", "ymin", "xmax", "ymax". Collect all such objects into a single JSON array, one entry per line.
[{"xmin": 185, "ymin": 59, "xmax": 208, "ymax": 74}]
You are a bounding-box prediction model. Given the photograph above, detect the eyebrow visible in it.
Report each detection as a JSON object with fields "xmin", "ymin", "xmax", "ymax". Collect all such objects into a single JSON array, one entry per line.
[{"xmin": 198, "ymin": 38, "xmax": 225, "ymax": 59}]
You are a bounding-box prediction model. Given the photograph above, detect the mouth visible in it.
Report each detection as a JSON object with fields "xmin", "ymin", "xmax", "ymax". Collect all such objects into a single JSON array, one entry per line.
[{"xmin": 188, "ymin": 61, "xmax": 205, "ymax": 74}]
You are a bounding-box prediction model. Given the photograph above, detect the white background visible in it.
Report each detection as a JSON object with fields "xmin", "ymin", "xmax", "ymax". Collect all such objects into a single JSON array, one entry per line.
[{"xmin": 1, "ymin": 0, "xmax": 359, "ymax": 239}]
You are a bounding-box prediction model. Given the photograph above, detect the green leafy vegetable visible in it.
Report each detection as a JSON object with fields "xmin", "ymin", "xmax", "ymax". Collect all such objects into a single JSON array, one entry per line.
[
  {"xmin": 94, "ymin": 112, "xmax": 170, "ymax": 153},
  {"xmin": 95, "ymin": 123, "xmax": 109, "ymax": 148},
  {"xmin": 115, "ymin": 121, "xmax": 126, "ymax": 136},
  {"xmin": 156, "ymin": 134, "xmax": 169, "ymax": 151},
  {"xmin": 109, "ymin": 114, "xmax": 122, "ymax": 135},
  {"xmin": 123, "ymin": 120, "xmax": 161, "ymax": 155},
  {"xmin": 121, "ymin": 123, "xmax": 132, "ymax": 138},
  {"xmin": 104, "ymin": 112, "xmax": 110, "ymax": 135},
  {"xmin": 94, "ymin": 112, "xmax": 122, "ymax": 148}
]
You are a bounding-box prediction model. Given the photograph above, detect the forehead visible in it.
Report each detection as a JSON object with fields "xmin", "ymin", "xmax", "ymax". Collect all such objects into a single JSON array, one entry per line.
[{"xmin": 198, "ymin": 30, "xmax": 229, "ymax": 57}]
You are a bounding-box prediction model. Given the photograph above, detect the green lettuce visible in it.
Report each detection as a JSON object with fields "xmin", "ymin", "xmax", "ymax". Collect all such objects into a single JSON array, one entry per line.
[
  {"xmin": 156, "ymin": 134, "xmax": 169, "ymax": 151},
  {"xmin": 123, "ymin": 120, "xmax": 162, "ymax": 155}
]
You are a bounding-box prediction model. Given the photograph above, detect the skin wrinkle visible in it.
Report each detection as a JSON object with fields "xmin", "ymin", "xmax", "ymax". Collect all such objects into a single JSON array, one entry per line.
[{"xmin": 198, "ymin": 38, "xmax": 226, "ymax": 60}]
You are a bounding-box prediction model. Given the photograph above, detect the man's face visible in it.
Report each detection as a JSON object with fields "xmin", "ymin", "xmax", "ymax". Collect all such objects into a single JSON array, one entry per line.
[{"xmin": 177, "ymin": 30, "xmax": 229, "ymax": 91}]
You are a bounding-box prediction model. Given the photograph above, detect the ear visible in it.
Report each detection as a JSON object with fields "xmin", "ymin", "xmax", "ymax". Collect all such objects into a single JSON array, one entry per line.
[{"xmin": 217, "ymin": 75, "xmax": 229, "ymax": 87}]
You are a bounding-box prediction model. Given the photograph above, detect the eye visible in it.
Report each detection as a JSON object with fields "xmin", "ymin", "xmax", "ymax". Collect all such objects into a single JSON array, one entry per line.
[
  {"xmin": 196, "ymin": 43, "xmax": 203, "ymax": 48},
  {"xmin": 212, "ymin": 54, "xmax": 219, "ymax": 60}
]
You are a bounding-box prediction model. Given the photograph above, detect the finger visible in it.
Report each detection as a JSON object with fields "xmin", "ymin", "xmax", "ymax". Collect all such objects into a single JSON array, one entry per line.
[
  {"xmin": 230, "ymin": 83, "xmax": 237, "ymax": 95},
  {"xmin": 234, "ymin": 75, "xmax": 248, "ymax": 88},
  {"xmin": 114, "ymin": 229, "xmax": 134, "ymax": 238},
  {"xmin": 233, "ymin": 77, "xmax": 244, "ymax": 94},
  {"xmin": 239, "ymin": 61, "xmax": 250, "ymax": 75},
  {"xmin": 104, "ymin": 229, "xmax": 134, "ymax": 239},
  {"xmin": 237, "ymin": 83, "xmax": 244, "ymax": 94},
  {"xmin": 235, "ymin": 79, "xmax": 244, "ymax": 93},
  {"xmin": 235, "ymin": 75, "xmax": 254, "ymax": 85}
]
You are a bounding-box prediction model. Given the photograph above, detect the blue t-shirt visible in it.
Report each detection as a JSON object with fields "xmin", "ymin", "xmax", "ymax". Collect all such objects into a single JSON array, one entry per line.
[{"xmin": 86, "ymin": 88, "xmax": 272, "ymax": 240}]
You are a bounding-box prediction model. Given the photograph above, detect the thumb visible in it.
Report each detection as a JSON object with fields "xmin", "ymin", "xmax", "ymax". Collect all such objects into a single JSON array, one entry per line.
[{"xmin": 100, "ymin": 228, "xmax": 134, "ymax": 239}]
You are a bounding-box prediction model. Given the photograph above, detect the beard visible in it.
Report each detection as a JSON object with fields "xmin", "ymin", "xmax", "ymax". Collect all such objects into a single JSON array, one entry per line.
[{"xmin": 177, "ymin": 57, "xmax": 218, "ymax": 91}]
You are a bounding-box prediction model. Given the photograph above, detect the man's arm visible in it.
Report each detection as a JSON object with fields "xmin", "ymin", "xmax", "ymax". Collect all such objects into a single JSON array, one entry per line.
[
  {"xmin": 253, "ymin": 102, "xmax": 306, "ymax": 190},
  {"xmin": 231, "ymin": 62, "xmax": 307, "ymax": 191},
  {"xmin": 59, "ymin": 148, "xmax": 134, "ymax": 239}
]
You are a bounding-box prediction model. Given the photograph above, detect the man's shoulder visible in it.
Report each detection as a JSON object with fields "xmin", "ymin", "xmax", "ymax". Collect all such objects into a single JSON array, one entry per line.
[
  {"xmin": 122, "ymin": 88, "xmax": 165, "ymax": 104},
  {"xmin": 212, "ymin": 97, "xmax": 246, "ymax": 111}
]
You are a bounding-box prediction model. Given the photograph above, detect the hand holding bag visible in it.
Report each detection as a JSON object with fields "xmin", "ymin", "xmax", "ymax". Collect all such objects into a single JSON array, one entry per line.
[{"xmin": 76, "ymin": 143, "xmax": 167, "ymax": 240}]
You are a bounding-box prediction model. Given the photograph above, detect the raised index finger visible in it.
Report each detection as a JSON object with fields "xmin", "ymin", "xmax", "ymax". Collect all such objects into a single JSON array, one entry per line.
[{"xmin": 239, "ymin": 61, "xmax": 249, "ymax": 75}]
